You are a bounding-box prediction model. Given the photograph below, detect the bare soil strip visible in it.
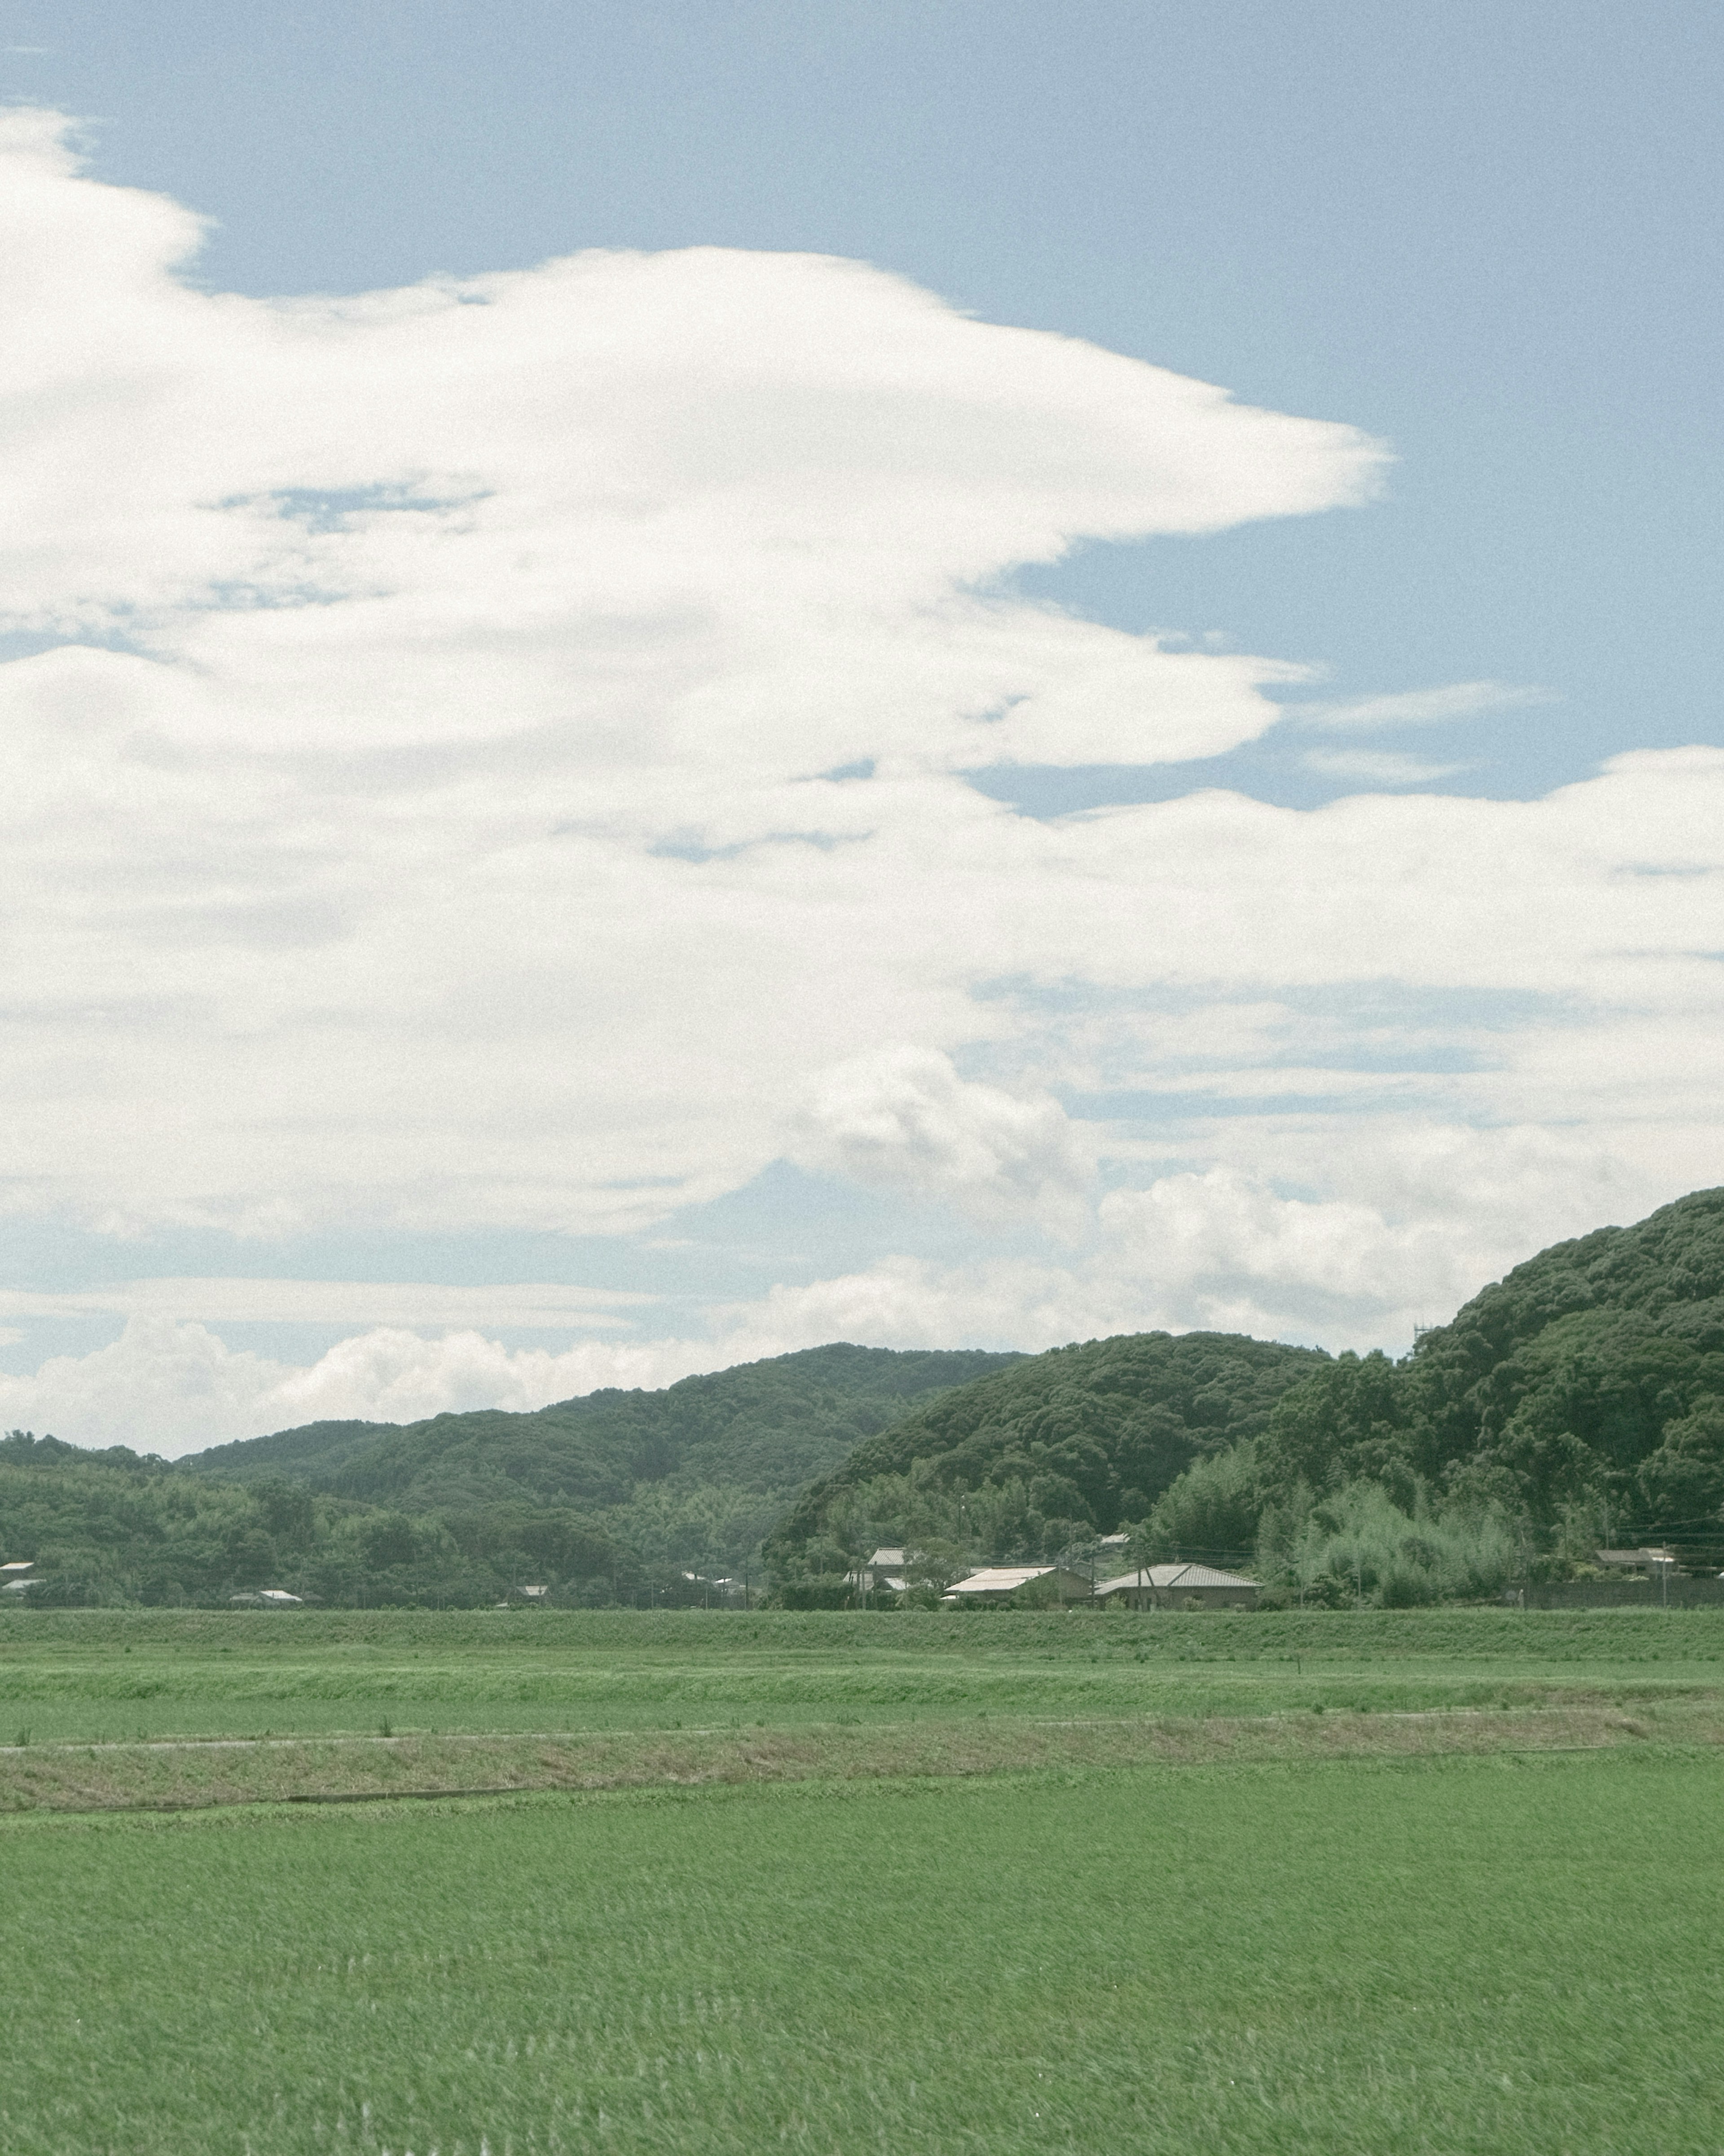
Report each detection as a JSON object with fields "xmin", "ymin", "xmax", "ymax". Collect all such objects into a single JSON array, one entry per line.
[{"xmin": 3, "ymin": 1700, "xmax": 1722, "ymax": 1813}]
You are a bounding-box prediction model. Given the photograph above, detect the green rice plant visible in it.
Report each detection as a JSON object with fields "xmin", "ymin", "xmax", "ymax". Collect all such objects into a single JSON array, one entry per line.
[{"xmin": 2, "ymin": 1750, "xmax": 1721, "ymax": 2153}]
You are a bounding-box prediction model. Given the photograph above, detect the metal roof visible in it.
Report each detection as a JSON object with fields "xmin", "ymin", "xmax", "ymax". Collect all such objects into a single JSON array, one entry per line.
[
  {"xmin": 1095, "ymin": 1563, "xmax": 1260, "ymax": 1594},
  {"xmin": 945, "ymin": 1565, "xmax": 1089, "ymax": 1595}
]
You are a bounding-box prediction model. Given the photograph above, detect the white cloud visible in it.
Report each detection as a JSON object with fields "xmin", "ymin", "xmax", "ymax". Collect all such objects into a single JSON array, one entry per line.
[
  {"xmin": 3, "ymin": 116, "xmax": 1724, "ymax": 1458},
  {"xmin": 1094, "ymin": 1169, "xmax": 1482, "ymax": 1341},
  {"xmin": 0, "ymin": 1274, "xmax": 1091, "ymax": 1455},
  {"xmin": 0, "ymin": 1107, "xmax": 1712, "ymax": 1456},
  {"xmin": 0, "ymin": 109, "xmax": 1383, "ymax": 1242},
  {"xmin": 0, "ymin": 1279, "xmax": 650, "ymax": 1328},
  {"xmin": 731, "ymin": 1125, "xmax": 1708, "ymax": 1361},
  {"xmin": 0, "ymin": 1317, "xmax": 715, "ymax": 1455},
  {"xmin": 1287, "ymin": 679, "xmax": 1555, "ymax": 731},
  {"xmin": 1299, "ymin": 748, "xmax": 1470, "ymax": 785},
  {"xmin": 790, "ymin": 1047, "xmax": 1092, "ymax": 1236}
]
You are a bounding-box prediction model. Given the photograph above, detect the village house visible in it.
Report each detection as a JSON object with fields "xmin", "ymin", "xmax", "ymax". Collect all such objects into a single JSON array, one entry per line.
[
  {"xmin": 850, "ymin": 1546, "xmax": 911, "ymax": 1596},
  {"xmin": 1094, "ymin": 1563, "xmax": 1261, "ymax": 1611},
  {"xmin": 1594, "ymin": 1547, "xmax": 1678, "ymax": 1576},
  {"xmin": 943, "ymin": 1565, "xmax": 1093, "ymax": 1606}
]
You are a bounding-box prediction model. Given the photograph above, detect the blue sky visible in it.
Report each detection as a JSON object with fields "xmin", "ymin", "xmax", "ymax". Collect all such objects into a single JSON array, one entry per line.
[{"xmin": 1, "ymin": 2, "xmax": 1721, "ymax": 1449}]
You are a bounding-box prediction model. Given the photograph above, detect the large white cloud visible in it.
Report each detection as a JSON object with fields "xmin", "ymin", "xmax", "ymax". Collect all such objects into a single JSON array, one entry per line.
[
  {"xmin": 0, "ymin": 1316, "xmax": 711, "ymax": 1454},
  {"xmin": 0, "ymin": 109, "xmax": 1381, "ymax": 1240},
  {"xmin": 3, "ymin": 113, "xmax": 1724, "ymax": 1455}
]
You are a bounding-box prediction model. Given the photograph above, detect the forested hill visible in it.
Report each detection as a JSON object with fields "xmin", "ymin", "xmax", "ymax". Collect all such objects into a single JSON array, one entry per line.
[
  {"xmin": 2, "ymin": 1346, "xmax": 1020, "ymax": 1606},
  {"xmin": 765, "ymin": 1331, "xmax": 1330, "ymax": 1579},
  {"xmin": 1144, "ymin": 1186, "xmax": 1724, "ymax": 1591},
  {"xmin": 17, "ymin": 1190, "xmax": 1724, "ymax": 1610},
  {"xmin": 183, "ymin": 1345, "xmax": 1021, "ymax": 1510}
]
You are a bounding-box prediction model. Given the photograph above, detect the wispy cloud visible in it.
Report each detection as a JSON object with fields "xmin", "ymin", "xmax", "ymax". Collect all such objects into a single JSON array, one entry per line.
[
  {"xmin": 1288, "ymin": 680, "xmax": 1556, "ymax": 732},
  {"xmin": 0, "ymin": 1279, "xmax": 654, "ymax": 1329},
  {"xmin": 1301, "ymin": 747, "xmax": 1471, "ymax": 785}
]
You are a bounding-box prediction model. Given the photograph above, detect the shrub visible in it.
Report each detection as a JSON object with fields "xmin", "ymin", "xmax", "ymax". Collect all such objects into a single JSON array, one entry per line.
[
  {"xmin": 778, "ymin": 1578, "xmax": 855, "ymax": 1611},
  {"xmin": 1263, "ymin": 1481, "xmax": 1515, "ymax": 1607}
]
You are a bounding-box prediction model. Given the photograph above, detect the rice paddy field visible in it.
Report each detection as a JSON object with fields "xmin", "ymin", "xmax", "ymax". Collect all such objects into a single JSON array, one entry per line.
[{"xmin": 4, "ymin": 1608, "xmax": 1724, "ymax": 2153}]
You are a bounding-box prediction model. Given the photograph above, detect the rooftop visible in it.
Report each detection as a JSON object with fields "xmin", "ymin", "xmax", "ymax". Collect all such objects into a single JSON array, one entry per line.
[
  {"xmin": 1095, "ymin": 1564, "xmax": 1260, "ymax": 1594},
  {"xmin": 945, "ymin": 1565, "xmax": 1088, "ymax": 1596}
]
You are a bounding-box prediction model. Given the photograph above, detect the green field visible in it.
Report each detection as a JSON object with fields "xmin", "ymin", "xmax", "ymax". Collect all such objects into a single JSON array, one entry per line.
[
  {"xmin": 4, "ymin": 1610, "xmax": 1724, "ymax": 2153},
  {"xmin": 4, "ymin": 1605, "xmax": 1723, "ymax": 1743},
  {"xmin": 6, "ymin": 1752, "xmax": 1724, "ymax": 2154}
]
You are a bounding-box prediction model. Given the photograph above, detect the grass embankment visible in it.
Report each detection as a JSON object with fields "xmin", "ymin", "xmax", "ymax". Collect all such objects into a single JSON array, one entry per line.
[
  {"xmin": 3, "ymin": 1605, "xmax": 1721, "ymax": 1744},
  {"xmin": 3, "ymin": 1604, "xmax": 1723, "ymax": 1810},
  {"xmin": 3, "ymin": 1697, "xmax": 1720, "ymax": 1812},
  {"xmin": 5, "ymin": 1749, "xmax": 1722, "ymax": 2154}
]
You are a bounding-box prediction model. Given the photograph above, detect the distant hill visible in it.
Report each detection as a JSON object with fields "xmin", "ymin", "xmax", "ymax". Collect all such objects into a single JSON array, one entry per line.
[
  {"xmin": 183, "ymin": 1344, "xmax": 1024, "ymax": 1509},
  {"xmin": 765, "ymin": 1331, "xmax": 1330, "ymax": 1578},
  {"xmin": 17, "ymin": 1190, "xmax": 1724, "ymax": 1611},
  {"xmin": 4, "ymin": 1345, "xmax": 1021, "ymax": 1607}
]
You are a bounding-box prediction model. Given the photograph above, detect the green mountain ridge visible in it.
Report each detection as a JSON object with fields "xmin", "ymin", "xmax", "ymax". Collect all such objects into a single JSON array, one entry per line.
[
  {"xmin": 1244, "ymin": 1183, "xmax": 1724, "ymax": 1534},
  {"xmin": 764, "ymin": 1331, "xmax": 1332, "ymax": 1580},
  {"xmin": 1126, "ymin": 1186, "xmax": 1724, "ymax": 1605},
  {"xmin": 183, "ymin": 1344, "xmax": 1024, "ymax": 1509},
  {"xmin": 8, "ymin": 1189, "xmax": 1724, "ymax": 1609},
  {"xmin": 2, "ymin": 1346, "xmax": 1021, "ymax": 1606},
  {"xmin": 765, "ymin": 1188, "xmax": 1724, "ymax": 1603}
]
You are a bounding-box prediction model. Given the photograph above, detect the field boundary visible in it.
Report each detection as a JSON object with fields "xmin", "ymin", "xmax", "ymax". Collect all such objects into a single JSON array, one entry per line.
[{"xmin": 4, "ymin": 1698, "xmax": 1722, "ymax": 1814}]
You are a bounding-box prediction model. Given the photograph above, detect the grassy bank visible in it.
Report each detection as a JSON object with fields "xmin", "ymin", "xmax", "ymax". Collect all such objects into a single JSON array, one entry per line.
[
  {"xmin": 3, "ymin": 1605, "xmax": 1722, "ymax": 1746},
  {"xmin": 2, "ymin": 1697, "xmax": 1720, "ymax": 1812}
]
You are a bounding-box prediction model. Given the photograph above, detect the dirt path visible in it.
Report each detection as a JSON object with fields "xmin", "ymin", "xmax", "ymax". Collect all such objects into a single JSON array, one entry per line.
[{"xmin": 3, "ymin": 1699, "xmax": 1721, "ymax": 1814}]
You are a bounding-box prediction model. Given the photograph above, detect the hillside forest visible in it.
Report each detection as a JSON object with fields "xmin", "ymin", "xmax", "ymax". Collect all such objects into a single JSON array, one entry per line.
[
  {"xmin": 773, "ymin": 1187, "xmax": 1724, "ymax": 1606},
  {"xmin": 4, "ymin": 1190, "xmax": 1724, "ymax": 1609},
  {"xmin": 0, "ymin": 1347, "xmax": 1016, "ymax": 1609}
]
